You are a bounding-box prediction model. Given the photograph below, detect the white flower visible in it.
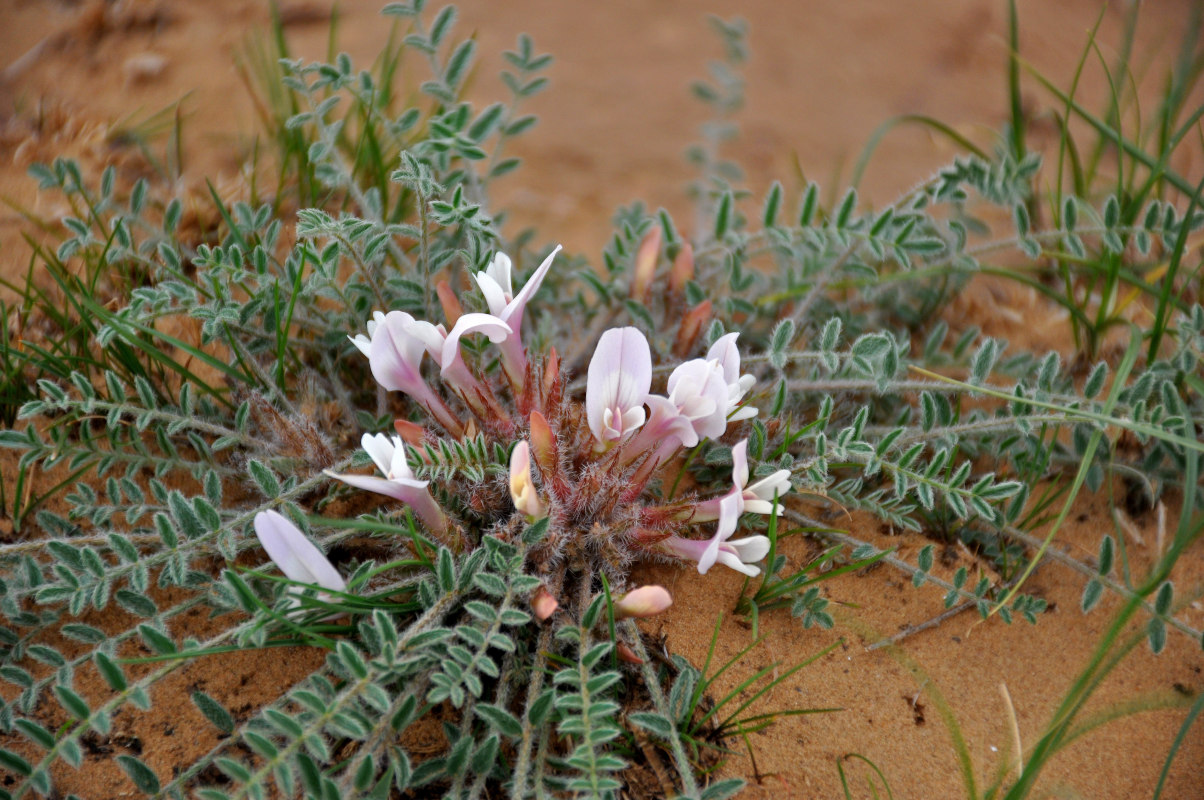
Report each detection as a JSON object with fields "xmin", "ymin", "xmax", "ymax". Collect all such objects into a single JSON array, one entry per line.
[
  {"xmin": 253, "ymin": 510, "xmax": 346, "ymax": 593},
  {"xmin": 472, "ymin": 246, "xmax": 562, "ymax": 383},
  {"xmin": 665, "ymin": 358, "xmax": 730, "ymax": 442},
  {"xmin": 689, "ymin": 440, "xmax": 791, "ymax": 574},
  {"xmin": 324, "ymin": 433, "xmax": 449, "ymax": 536},
  {"xmin": 622, "ymin": 357, "xmax": 729, "ymax": 461},
  {"xmin": 707, "ymin": 332, "xmax": 757, "ymax": 421},
  {"xmin": 660, "ymin": 532, "xmax": 771, "ymax": 577}
]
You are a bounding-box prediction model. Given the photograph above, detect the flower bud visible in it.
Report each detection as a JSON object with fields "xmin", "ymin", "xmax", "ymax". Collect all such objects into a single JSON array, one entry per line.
[
  {"xmin": 393, "ymin": 418, "xmax": 426, "ymax": 447},
  {"xmin": 668, "ymin": 241, "xmax": 694, "ymax": 298},
  {"xmin": 614, "ymin": 585, "xmax": 673, "ymax": 620},
  {"xmin": 509, "ymin": 441, "xmax": 546, "ymax": 520},
  {"xmin": 630, "ymin": 227, "xmax": 661, "ymax": 305},
  {"xmin": 532, "ymin": 586, "xmax": 559, "ymax": 621},
  {"xmin": 616, "ymin": 641, "xmax": 643, "ymax": 664},
  {"xmin": 436, "ymin": 280, "xmax": 463, "ymax": 327},
  {"xmin": 528, "ymin": 411, "xmax": 557, "ymax": 476},
  {"xmin": 673, "ymin": 300, "xmax": 712, "ymax": 358},
  {"xmin": 541, "ymin": 347, "xmax": 562, "ymax": 410}
]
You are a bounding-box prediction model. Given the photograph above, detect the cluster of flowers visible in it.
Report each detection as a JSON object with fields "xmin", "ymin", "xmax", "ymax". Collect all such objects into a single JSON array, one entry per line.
[{"xmin": 252, "ymin": 244, "xmax": 791, "ymax": 620}]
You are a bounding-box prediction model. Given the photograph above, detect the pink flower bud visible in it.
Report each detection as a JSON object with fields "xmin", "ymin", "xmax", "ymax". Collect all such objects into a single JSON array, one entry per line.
[
  {"xmin": 509, "ymin": 441, "xmax": 546, "ymax": 520},
  {"xmin": 528, "ymin": 411, "xmax": 557, "ymax": 475},
  {"xmin": 614, "ymin": 585, "xmax": 673, "ymax": 620},
  {"xmin": 532, "ymin": 586, "xmax": 559, "ymax": 621},
  {"xmin": 630, "ymin": 227, "xmax": 661, "ymax": 304},
  {"xmin": 436, "ymin": 280, "xmax": 463, "ymax": 327},
  {"xmin": 669, "ymin": 242, "xmax": 694, "ymax": 298},
  {"xmin": 541, "ymin": 347, "xmax": 562, "ymax": 409},
  {"xmin": 673, "ymin": 300, "xmax": 712, "ymax": 358}
]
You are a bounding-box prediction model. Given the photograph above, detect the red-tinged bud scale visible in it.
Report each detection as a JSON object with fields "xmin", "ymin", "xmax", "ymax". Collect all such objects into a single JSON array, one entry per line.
[
  {"xmin": 668, "ymin": 242, "xmax": 694, "ymax": 299},
  {"xmin": 541, "ymin": 348, "xmax": 562, "ymax": 412},
  {"xmin": 436, "ymin": 280, "xmax": 463, "ymax": 327},
  {"xmin": 393, "ymin": 418, "xmax": 427, "ymax": 447},
  {"xmin": 630, "ymin": 227, "xmax": 661, "ymax": 305},
  {"xmin": 616, "ymin": 642, "xmax": 643, "ymax": 664},
  {"xmin": 674, "ymin": 299, "xmax": 712, "ymax": 358}
]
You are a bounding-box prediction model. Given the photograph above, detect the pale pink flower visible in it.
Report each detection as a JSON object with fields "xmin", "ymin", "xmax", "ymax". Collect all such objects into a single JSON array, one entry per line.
[
  {"xmin": 391, "ymin": 312, "xmax": 511, "ymax": 422},
  {"xmin": 682, "ymin": 439, "xmax": 790, "ymax": 575},
  {"xmin": 355, "ymin": 311, "xmax": 458, "ymax": 432},
  {"xmin": 623, "ymin": 357, "xmax": 729, "ymax": 463},
  {"xmin": 353, "ymin": 310, "xmax": 511, "ymax": 431},
  {"xmin": 694, "ymin": 440, "xmax": 792, "ymax": 524},
  {"xmin": 666, "ymin": 358, "xmax": 731, "ymax": 441},
  {"xmin": 660, "ymin": 532, "xmax": 770, "ymax": 577},
  {"xmin": 362, "ymin": 310, "xmax": 435, "ymax": 401},
  {"xmin": 253, "ymin": 510, "xmax": 346, "ymax": 593},
  {"xmin": 472, "ymin": 245, "xmax": 562, "ymax": 383},
  {"xmin": 324, "ymin": 433, "xmax": 449, "ymax": 536},
  {"xmin": 586, "ymin": 327, "xmax": 652, "ymax": 447}
]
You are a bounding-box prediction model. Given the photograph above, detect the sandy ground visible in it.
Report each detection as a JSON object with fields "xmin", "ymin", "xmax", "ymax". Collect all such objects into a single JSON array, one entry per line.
[{"xmin": 1, "ymin": 1, "xmax": 1203, "ymax": 797}]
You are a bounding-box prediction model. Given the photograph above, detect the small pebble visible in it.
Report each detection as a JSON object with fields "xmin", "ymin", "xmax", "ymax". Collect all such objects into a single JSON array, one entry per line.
[{"xmin": 123, "ymin": 52, "xmax": 167, "ymax": 85}]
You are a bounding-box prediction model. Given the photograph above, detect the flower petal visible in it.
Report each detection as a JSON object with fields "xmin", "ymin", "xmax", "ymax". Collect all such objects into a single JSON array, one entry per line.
[
  {"xmin": 731, "ymin": 439, "xmax": 750, "ymax": 490},
  {"xmin": 485, "ymin": 251, "xmax": 514, "ymax": 298},
  {"xmin": 746, "ymin": 469, "xmax": 792, "ymax": 503},
  {"xmin": 361, "ymin": 432, "xmax": 396, "ymax": 477},
  {"xmin": 726, "ymin": 535, "xmax": 771, "ymax": 563},
  {"xmin": 714, "ymin": 548, "xmax": 762, "ymax": 577},
  {"xmin": 324, "ymin": 470, "xmax": 426, "ymax": 502},
  {"xmin": 254, "ymin": 510, "xmax": 346, "ymax": 592},
  {"xmin": 743, "ymin": 498, "xmax": 781, "ymax": 515},
  {"xmin": 349, "ymin": 333, "xmax": 372, "ymax": 357},
  {"xmin": 707, "ymin": 332, "xmax": 743, "ymax": 385},
  {"xmin": 697, "ymin": 534, "xmax": 722, "ymax": 575},
  {"xmin": 645, "ymin": 394, "xmax": 699, "ymax": 448},
  {"xmin": 501, "ymin": 245, "xmax": 562, "ymax": 327},
  {"xmin": 586, "ymin": 327, "xmax": 652, "ymax": 443},
  {"xmin": 715, "ymin": 490, "xmax": 745, "ymax": 543},
  {"xmin": 404, "ymin": 320, "xmax": 449, "ymax": 364},
  {"xmin": 472, "ymin": 269, "xmax": 510, "ymax": 317},
  {"xmin": 440, "ymin": 312, "xmax": 513, "ymax": 375},
  {"xmin": 367, "ymin": 311, "xmax": 426, "ymax": 394}
]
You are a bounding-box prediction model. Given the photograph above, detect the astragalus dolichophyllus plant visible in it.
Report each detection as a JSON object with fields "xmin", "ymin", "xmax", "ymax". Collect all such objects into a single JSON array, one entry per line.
[
  {"xmin": 0, "ymin": 3, "xmax": 788, "ymax": 796},
  {"xmin": 334, "ymin": 249, "xmax": 784, "ymax": 584},
  {"xmin": 3, "ymin": 3, "xmax": 1204, "ymax": 800}
]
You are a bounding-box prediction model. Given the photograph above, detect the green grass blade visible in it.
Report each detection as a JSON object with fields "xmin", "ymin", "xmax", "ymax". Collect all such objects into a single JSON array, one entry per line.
[{"xmin": 1152, "ymin": 689, "xmax": 1204, "ymax": 799}]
